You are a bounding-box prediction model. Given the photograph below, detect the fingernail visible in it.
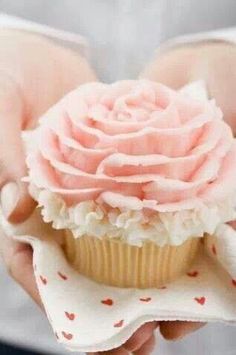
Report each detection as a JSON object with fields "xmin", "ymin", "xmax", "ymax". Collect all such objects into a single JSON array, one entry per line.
[{"xmin": 0, "ymin": 182, "xmax": 20, "ymax": 220}]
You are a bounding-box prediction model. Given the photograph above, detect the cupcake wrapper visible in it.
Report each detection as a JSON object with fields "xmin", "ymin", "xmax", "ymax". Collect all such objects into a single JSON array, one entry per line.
[{"xmin": 64, "ymin": 232, "xmax": 201, "ymax": 288}]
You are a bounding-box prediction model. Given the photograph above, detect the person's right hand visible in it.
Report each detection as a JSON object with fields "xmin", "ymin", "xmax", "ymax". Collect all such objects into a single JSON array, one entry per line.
[
  {"xmin": 0, "ymin": 29, "xmax": 96, "ymax": 223},
  {"xmin": 0, "ymin": 29, "xmax": 96, "ymax": 306},
  {"xmin": 0, "ymin": 32, "xmax": 159, "ymax": 355}
]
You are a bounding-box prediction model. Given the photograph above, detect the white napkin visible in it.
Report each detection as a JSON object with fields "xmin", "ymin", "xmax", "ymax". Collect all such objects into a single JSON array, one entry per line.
[
  {"xmin": 1, "ymin": 209, "xmax": 236, "ymax": 353},
  {"xmin": 1, "ymin": 81, "xmax": 236, "ymax": 353}
]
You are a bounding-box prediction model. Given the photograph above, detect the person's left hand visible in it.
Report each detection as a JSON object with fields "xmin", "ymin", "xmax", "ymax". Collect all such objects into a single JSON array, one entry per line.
[
  {"xmin": 140, "ymin": 42, "xmax": 236, "ymax": 134},
  {"xmin": 137, "ymin": 40, "xmax": 236, "ymax": 343}
]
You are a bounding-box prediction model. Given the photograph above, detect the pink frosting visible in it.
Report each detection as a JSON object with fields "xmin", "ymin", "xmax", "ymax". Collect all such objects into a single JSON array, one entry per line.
[{"xmin": 26, "ymin": 80, "xmax": 236, "ymax": 212}]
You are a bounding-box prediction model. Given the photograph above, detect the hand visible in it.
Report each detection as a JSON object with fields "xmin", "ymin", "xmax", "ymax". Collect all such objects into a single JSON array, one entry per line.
[
  {"xmin": 0, "ymin": 229, "xmax": 43, "ymax": 307},
  {"xmin": 86, "ymin": 321, "xmax": 204, "ymax": 354},
  {"xmin": 140, "ymin": 42, "xmax": 236, "ymax": 133},
  {"xmin": 0, "ymin": 29, "xmax": 96, "ymax": 223},
  {"xmin": 0, "ymin": 29, "xmax": 96, "ymax": 306},
  {"xmin": 138, "ymin": 41, "xmax": 236, "ymax": 342}
]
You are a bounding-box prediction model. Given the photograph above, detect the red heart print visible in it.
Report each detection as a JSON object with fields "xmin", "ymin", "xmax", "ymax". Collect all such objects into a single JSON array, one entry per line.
[
  {"xmin": 65, "ymin": 312, "xmax": 76, "ymax": 321},
  {"xmin": 232, "ymin": 279, "xmax": 236, "ymax": 287},
  {"xmin": 101, "ymin": 298, "xmax": 113, "ymax": 306},
  {"xmin": 62, "ymin": 331, "xmax": 73, "ymax": 340},
  {"xmin": 139, "ymin": 297, "xmax": 152, "ymax": 302},
  {"xmin": 114, "ymin": 319, "xmax": 124, "ymax": 328},
  {"xmin": 40, "ymin": 275, "xmax": 47, "ymax": 285},
  {"xmin": 194, "ymin": 297, "xmax": 206, "ymax": 305},
  {"xmin": 187, "ymin": 271, "xmax": 199, "ymax": 277},
  {"xmin": 58, "ymin": 271, "xmax": 68, "ymax": 281},
  {"xmin": 212, "ymin": 244, "xmax": 217, "ymax": 255}
]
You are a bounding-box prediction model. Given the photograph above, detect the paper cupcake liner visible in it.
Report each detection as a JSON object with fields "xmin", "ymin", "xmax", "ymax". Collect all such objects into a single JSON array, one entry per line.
[{"xmin": 63, "ymin": 232, "xmax": 201, "ymax": 288}]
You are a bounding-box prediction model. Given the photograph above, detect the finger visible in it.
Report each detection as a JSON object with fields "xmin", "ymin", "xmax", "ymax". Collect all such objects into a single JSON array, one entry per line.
[
  {"xmin": 228, "ymin": 221, "xmax": 236, "ymax": 229},
  {"xmin": 140, "ymin": 43, "xmax": 236, "ymax": 133},
  {"xmin": 195, "ymin": 44, "xmax": 236, "ymax": 131},
  {"xmin": 160, "ymin": 321, "xmax": 206, "ymax": 340},
  {"xmin": 139, "ymin": 47, "xmax": 195, "ymax": 89},
  {"xmin": 133, "ymin": 334, "xmax": 156, "ymax": 355},
  {"xmin": 123, "ymin": 321, "xmax": 158, "ymax": 352},
  {"xmin": 0, "ymin": 182, "xmax": 36, "ymax": 224},
  {"xmin": 0, "ymin": 76, "xmax": 35, "ymax": 223},
  {"xmin": 0, "ymin": 231, "xmax": 42, "ymax": 308}
]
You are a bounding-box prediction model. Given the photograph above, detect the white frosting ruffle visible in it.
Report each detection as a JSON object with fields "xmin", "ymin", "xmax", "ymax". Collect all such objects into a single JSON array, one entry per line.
[{"xmin": 31, "ymin": 185, "xmax": 236, "ymax": 247}]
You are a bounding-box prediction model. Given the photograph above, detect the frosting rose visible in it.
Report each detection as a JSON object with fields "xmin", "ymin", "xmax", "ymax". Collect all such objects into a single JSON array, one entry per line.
[{"xmin": 24, "ymin": 80, "xmax": 236, "ymax": 245}]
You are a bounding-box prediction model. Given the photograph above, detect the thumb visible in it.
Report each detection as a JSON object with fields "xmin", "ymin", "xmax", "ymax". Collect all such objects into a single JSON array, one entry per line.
[
  {"xmin": 1, "ymin": 182, "xmax": 35, "ymax": 224},
  {"xmin": 0, "ymin": 77, "xmax": 35, "ymax": 223},
  {"xmin": 140, "ymin": 44, "xmax": 236, "ymax": 133},
  {"xmin": 139, "ymin": 47, "xmax": 195, "ymax": 89}
]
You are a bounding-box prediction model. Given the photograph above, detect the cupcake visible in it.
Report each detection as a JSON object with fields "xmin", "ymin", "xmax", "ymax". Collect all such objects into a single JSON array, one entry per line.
[{"xmin": 24, "ymin": 80, "xmax": 236, "ymax": 288}]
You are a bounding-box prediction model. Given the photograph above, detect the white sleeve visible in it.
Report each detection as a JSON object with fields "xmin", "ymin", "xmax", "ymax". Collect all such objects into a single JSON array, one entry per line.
[
  {"xmin": 0, "ymin": 13, "xmax": 88, "ymax": 56},
  {"xmin": 160, "ymin": 27, "xmax": 236, "ymax": 53}
]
